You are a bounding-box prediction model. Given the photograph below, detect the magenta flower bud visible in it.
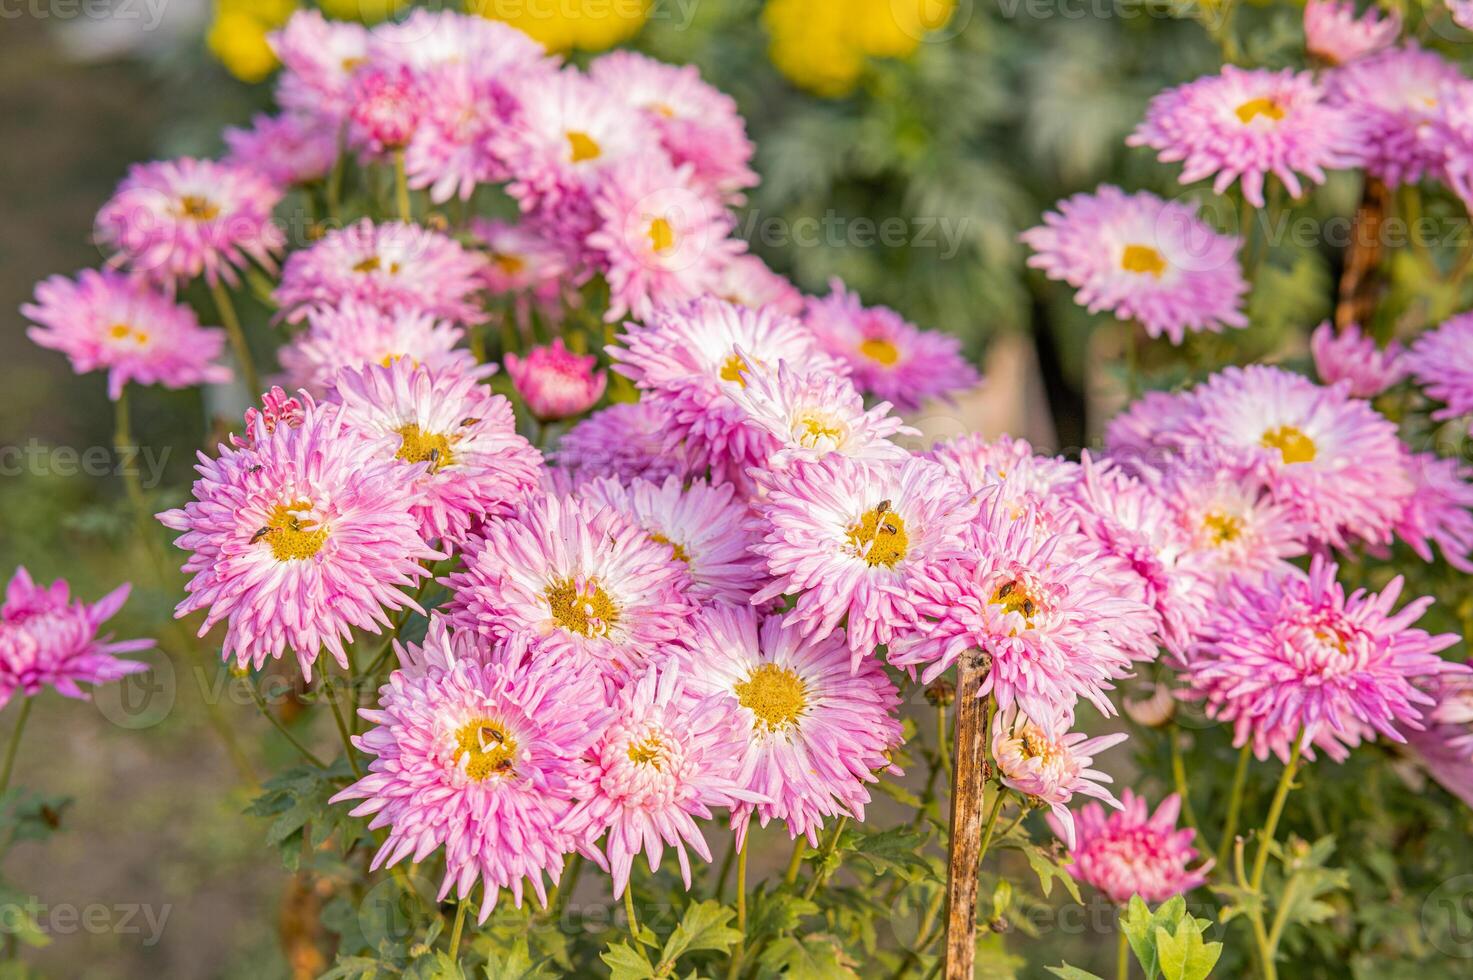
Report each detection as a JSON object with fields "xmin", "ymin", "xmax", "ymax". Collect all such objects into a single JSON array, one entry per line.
[
  {"xmin": 504, "ymin": 339, "xmax": 607, "ymax": 422},
  {"xmin": 349, "ymin": 66, "xmax": 423, "ymax": 155}
]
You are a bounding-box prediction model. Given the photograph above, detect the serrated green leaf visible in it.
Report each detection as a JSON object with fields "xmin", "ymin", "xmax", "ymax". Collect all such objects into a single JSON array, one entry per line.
[
  {"xmin": 1155, "ymin": 918, "xmax": 1223, "ymax": 980},
  {"xmin": 658, "ymin": 899, "xmax": 742, "ymax": 966},
  {"xmin": 600, "ymin": 940, "xmax": 654, "ymax": 980},
  {"xmin": 843, "ymin": 826, "xmax": 935, "ymax": 883},
  {"xmin": 757, "ymin": 934, "xmax": 861, "ymax": 980},
  {"xmin": 483, "ymin": 937, "xmax": 556, "ymax": 980},
  {"xmin": 1023, "ymin": 846, "xmax": 1082, "ymax": 903}
]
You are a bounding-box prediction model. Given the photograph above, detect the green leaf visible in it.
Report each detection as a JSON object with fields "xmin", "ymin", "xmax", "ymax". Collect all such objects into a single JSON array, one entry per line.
[
  {"xmin": 1120, "ymin": 896, "xmax": 1198, "ymax": 980},
  {"xmin": 600, "ymin": 940, "xmax": 654, "ymax": 980},
  {"xmin": 657, "ymin": 899, "xmax": 742, "ymax": 967},
  {"xmin": 757, "ymin": 934, "xmax": 861, "ymax": 980},
  {"xmin": 1022, "ymin": 845, "xmax": 1082, "ymax": 903},
  {"xmin": 1046, "ymin": 966, "xmax": 1105, "ymax": 980},
  {"xmin": 1154, "ymin": 918, "xmax": 1223, "ymax": 980},
  {"xmin": 483, "ymin": 937, "xmax": 556, "ymax": 980},
  {"xmin": 746, "ymin": 889, "xmax": 819, "ymax": 941},
  {"xmin": 843, "ymin": 826, "xmax": 935, "ymax": 883}
]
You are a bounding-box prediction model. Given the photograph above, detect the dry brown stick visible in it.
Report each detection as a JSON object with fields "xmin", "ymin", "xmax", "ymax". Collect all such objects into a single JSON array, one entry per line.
[
  {"xmin": 943, "ymin": 651, "xmax": 992, "ymax": 980},
  {"xmin": 1335, "ymin": 176, "xmax": 1389, "ymax": 331}
]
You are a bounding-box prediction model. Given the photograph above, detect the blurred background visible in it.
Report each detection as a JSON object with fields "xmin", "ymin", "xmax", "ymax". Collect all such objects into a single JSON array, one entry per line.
[{"xmin": 0, "ymin": 0, "xmax": 1461, "ymax": 976}]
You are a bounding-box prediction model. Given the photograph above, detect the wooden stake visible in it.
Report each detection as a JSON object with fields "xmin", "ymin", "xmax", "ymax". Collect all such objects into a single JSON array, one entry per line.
[{"xmin": 943, "ymin": 652, "xmax": 991, "ymax": 979}]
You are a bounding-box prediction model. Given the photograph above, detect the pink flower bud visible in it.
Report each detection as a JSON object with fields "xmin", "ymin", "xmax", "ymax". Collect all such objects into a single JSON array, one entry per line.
[{"xmin": 504, "ymin": 339, "xmax": 607, "ymax": 422}]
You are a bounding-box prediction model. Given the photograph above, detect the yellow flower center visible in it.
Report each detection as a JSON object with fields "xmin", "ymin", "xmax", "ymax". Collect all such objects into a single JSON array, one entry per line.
[
  {"xmin": 1020, "ymin": 727, "xmax": 1057, "ymax": 763},
  {"xmin": 454, "ymin": 719, "xmax": 517, "ymax": 781},
  {"xmin": 395, "ymin": 423, "xmax": 454, "ymax": 472},
  {"xmin": 795, "ymin": 412, "xmax": 846, "ymax": 448},
  {"xmin": 859, "ymin": 337, "xmax": 901, "ymax": 366},
  {"xmin": 626, "ymin": 733, "xmax": 667, "ymax": 769},
  {"xmin": 545, "ymin": 578, "xmax": 619, "ymax": 637},
  {"xmin": 1120, "ymin": 244, "xmax": 1168, "ymax": 278},
  {"xmin": 720, "ymin": 354, "xmax": 750, "ymax": 387},
  {"xmin": 1202, "ymin": 510, "xmax": 1244, "ymax": 545},
  {"xmin": 1235, "ymin": 97, "xmax": 1285, "ymax": 124},
  {"xmin": 107, "ymin": 323, "xmax": 151, "ymax": 347},
  {"xmin": 649, "ymin": 102, "xmax": 677, "ymax": 118},
  {"xmin": 492, "ymin": 252, "xmax": 526, "ymax": 276},
  {"xmin": 177, "ymin": 195, "xmax": 220, "ymax": 221},
  {"xmin": 991, "ymin": 581, "xmax": 1039, "ymax": 623},
  {"xmin": 648, "ymin": 216, "xmax": 676, "ymax": 254},
  {"xmin": 734, "ymin": 662, "xmax": 807, "ymax": 732},
  {"xmin": 649, "ymin": 532, "xmax": 689, "ymax": 564},
  {"xmin": 566, "ymin": 130, "xmax": 602, "ymax": 163},
  {"xmin": 847, "ymin": 504, "xmax": 909, "ymax": 568},
  {"xmin": 1261, "ymin": 425, "xmax": 1317, "ymax": 465},
  {"xmin": 256, "ymin": 500, "xmax": 328, "ymax": 562}
]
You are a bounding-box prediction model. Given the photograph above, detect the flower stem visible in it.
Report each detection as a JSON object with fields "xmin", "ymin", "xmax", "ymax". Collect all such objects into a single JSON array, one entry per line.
[
  {"xmin": 976, "ymin": 789, "xmax": 1008, "ymax": 870},
  {"xmin": 447, "ymin": 900, "xmax": 468, "ymax": 959},
  {"xmin": 0, "ymin": 699, "xmax": 34, "ymax": 797},
  {"xmin": 801, "ymin": 815, "xmax": 848, "ymax": 900},
  {"xmin": 624, "ymin": 885, "xmax": 640, "ymax": 945},
  {"xmin": 1216, "ymin": 742, "xmax": 1253, "ymax": 868},
  {"xmin": 1117, "ymin": 927, "xmax": 1130, "ymax": 980},
  {"xmin": 725, "ymin": 838, "xmax": 749, "ymax": 980},
  {"xmin": 209, "ymin": 280, "xmax": 260, "ymax": 398},
  {"xmin": 247, "ymin": 679, "xmax": 326, "ymax": 768},
  {"xmin": 1168, "ymin": 724, "xmax": 1200, "ymax": 833},
  {"xmin": 394, "ymin": 149, "xmax": 412, "ymax": 224},
  {"xmin": 1250, "ymin": 730, "xmax": 1306, "ymax": 894},
  {"xmin": 782, "ymin": 835, "xmax": 805, "ymax": 887},
  {"xmin": 327, "ymin": 677, "xmax": 363, "ymax": 779}
]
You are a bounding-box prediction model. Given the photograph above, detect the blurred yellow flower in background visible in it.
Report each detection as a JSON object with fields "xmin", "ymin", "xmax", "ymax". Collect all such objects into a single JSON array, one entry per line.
[
  {"xmin": 207, "ymin": 0, "xmax": 295, "ymax": 83},
  {"xmin": 318, "ymin": 0, "xmax": 408, "ymax": 22},
  {"xmin": 468, "ymin": 0, "xmax": 649, "ymax": 53},
  {"xmin": 763, "ymin": 0, "xmax": 956, "ymax": 96}
]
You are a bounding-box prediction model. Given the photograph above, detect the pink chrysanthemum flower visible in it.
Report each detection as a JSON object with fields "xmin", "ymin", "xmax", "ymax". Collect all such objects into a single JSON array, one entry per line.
[
  {"xmin": 367, "ymin": 9, "xmax": 547, "ymax": 75},
  {"xmin": 588, "ymin": 51, "xmax": 758, "ymax": 201},
  {"xmin": 1394, "ymin": 452, "xmax": 1473, "ymax": 573},
  {"xmin": 1309, "ymin": 320, "xmax": 1407, "ymax": 398},
  {"xmin": 723, "ymin": 359, "xmax": 915, "ymax": 472},
  {"xmin": 276, "ymin": 219, "xmax": 490, "ymax": 325},
  {"xmin": 926, "ymin": 435, "xmax": 1084, "ymax": 531},
  {"xmin": 802, "ymin": 281, "xmax": 981, "ymax": 411},
  {"xmin": 0, "ymin": 568, "xmax": 151, "ymax": 708},
  {"xmin": 680, "ymin": 604, "xmax": 901, "ymax": 848},
  {"xmin": 554, "ymin": 402, "xmax": 702, "ymax": 486},
  {"xmin": 277, "ymin": 300, "xmax": 483, "ymax": 396},
  {"xmin": 269, "ymin": 11, "xmax": 369, "ymax": 124},
  {"xmin": 1304, "ymin": 0, "xmax": 1400, "ymax": 65},
  {"xmin": 1127, "ymin": 66, "xmax": 1365, "ymax": 207},
  {"xmin": 470, "ymin": 219, "xmax": 573, "ymax": 298},
  {"xmin": 1429, "ymin": 79, "xmax": 1473, "ymax": 213},
  {"xmin": 710, "ymin": 254, "xmax": 804, "ymax": 317},
  {"xmin": 1401, "ymin": 671, "xmax": 1473, "ymax": 807},
  {"xmin": 158, "ymin": 399, "xmax": 443, "ymax": 680},
  {"xmin": 329, "ymin": 359, "xmax": 543, "ymax": 545},
  {"xmin": 223, "ymin": 112, "xmax": 338, "ymax": 189},
  {"xmin": 332, "ymin": 621, "xmax": 611, "ymax": 921},
  {"xmin": 562, "ymin": 666, "xmax": 762, "ymax": 897},
  {"xmin": 1071, "ymin": 456, "xmax": 1214, "ymax": 657},
  {"xmin": 504, "ymin": 339, "xmax": 607, "ymax": 422},
  {"xmin": 588, "ymin": 155, "xmax": 742, "ymax": 322},
  {"xmin": 753, "ymin": 454, "xmax": 980, "ymax": 666},
  {"xmin": 444, "ymin": 494, "xmax": 694, "ymax": 684},
  {"xmin": 23, "ymin": 269, "xmax": 231, "ymax": 400},
  {"xmin": 1021, "ymin": 186, "xmax": 1248, "ymax": 344},
  {"xmin": 580, "ymin": 476, "xmax": 767, "ymax": 607},
  {"xmin": 1407, "ymin": 312, "xmax": 1473, "ymax": 423},
  {"xmin": 1183, "ymin": 365, "xmax": 1412, "ymax": 548},
  {"xmin": 892, "ymin": 493, "xmax": 1158, "ymax": 726},
  {"xmin": 231, "ymin": 386, "xmax": 306, "ymax": 451},
  {"xmin": 1187, "ymin": 556, "xmax": 1463, "ymax": 763},
  {"xmin": 347, "ymin": 65, "xmax": 426, "ymax": 157},
  {"xmin": 1324, "ymin": 45, "xmax": 1464, "ymax": 187},
  {"xmin": 1049, "ymin": 790, "xmax": 1212, "ymax": 905},
  {"xmin": 991, "ymin": 707, "xmax": 1127, "ymax": 849},
  {"xmin": 95, "ymin": 158, "xmax": 284, "ymax": 288},
  {"xmin": 398, "ymin": 64, "xmax": 511, "ymax": 203},
  {"xmin": 1153, "ymin": 459, "xmax": 1308, "ymax": 584},
  {"xmin": 1103, "ymin": 389, "xmax": 1204, "ymax": 471},
  {"xmin": 496, "ymin": 69, "xmax": 656, "ymax": 235},
  {"xmin": 612, "ymin": 297, "xmax": 844, "ymax": 476}
]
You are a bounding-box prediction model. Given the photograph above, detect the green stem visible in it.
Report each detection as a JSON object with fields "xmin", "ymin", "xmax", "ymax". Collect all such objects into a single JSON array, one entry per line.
[
  {"xmin": 1169, "ymin": 724, "xmax": 1200, "ymax": 834},
  {"xmin": 1117, "ymin": 927, "xmax": 1131, "ymax": 980},
  {"xmin": 447, "ymin": 900, "xmax": 468, "ymax": 959},
  {"xmin": 713, "ymin": 837, "xmax": 737, "ymax": 900},
  {"xmin": 548, "ymin": 852, "xmax": 583, "ymax": 921},
  {"xmin": 1264, "ymin": 874, "xmax": 1299, "ymax": 957},
  {"xmin": 801, "ymin": 816, "xmax": 849, "ymax": 900},
  {"xmin": 976, "ymin": 789, "xmax": 1008, "ymax": 870},
  {"xmin": 1250, "ymin": 730, "xmax": 1306, "ymax": 894},
  {"xmin": 726, "ymin": 839, "xmax": 749, "ymax": 979},
  {"xmin": 327, "ymin": 678, "xmax": 363, "ymax": 779},
  {"xmin": 209, "ymin": 280, "xmax": 260, "ymax": 398},
  {"xmin": 624, "ymin": 885, "xmax": 640, "ymax": 945},
  {"xmin": 936, "ymin": 701, "xmax": 953, "ymax": 788},
  {"xmin": 394, "ymin": 149, "xmax": 412, "ymax": 224},
  {"xmin": 247, "ymin": 680, "xmax": 326, "ymax": 768},
  {"xmin": 0, "ymin": 699, "xmax": 34, "ymax": 797},
  {"xmin": 1216, "ymin": 743, "xmax": 1254, "ymax": 868},
  {"xmin": 782, "ymin": 835, "xmax": 805, "ymax": 887}
]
